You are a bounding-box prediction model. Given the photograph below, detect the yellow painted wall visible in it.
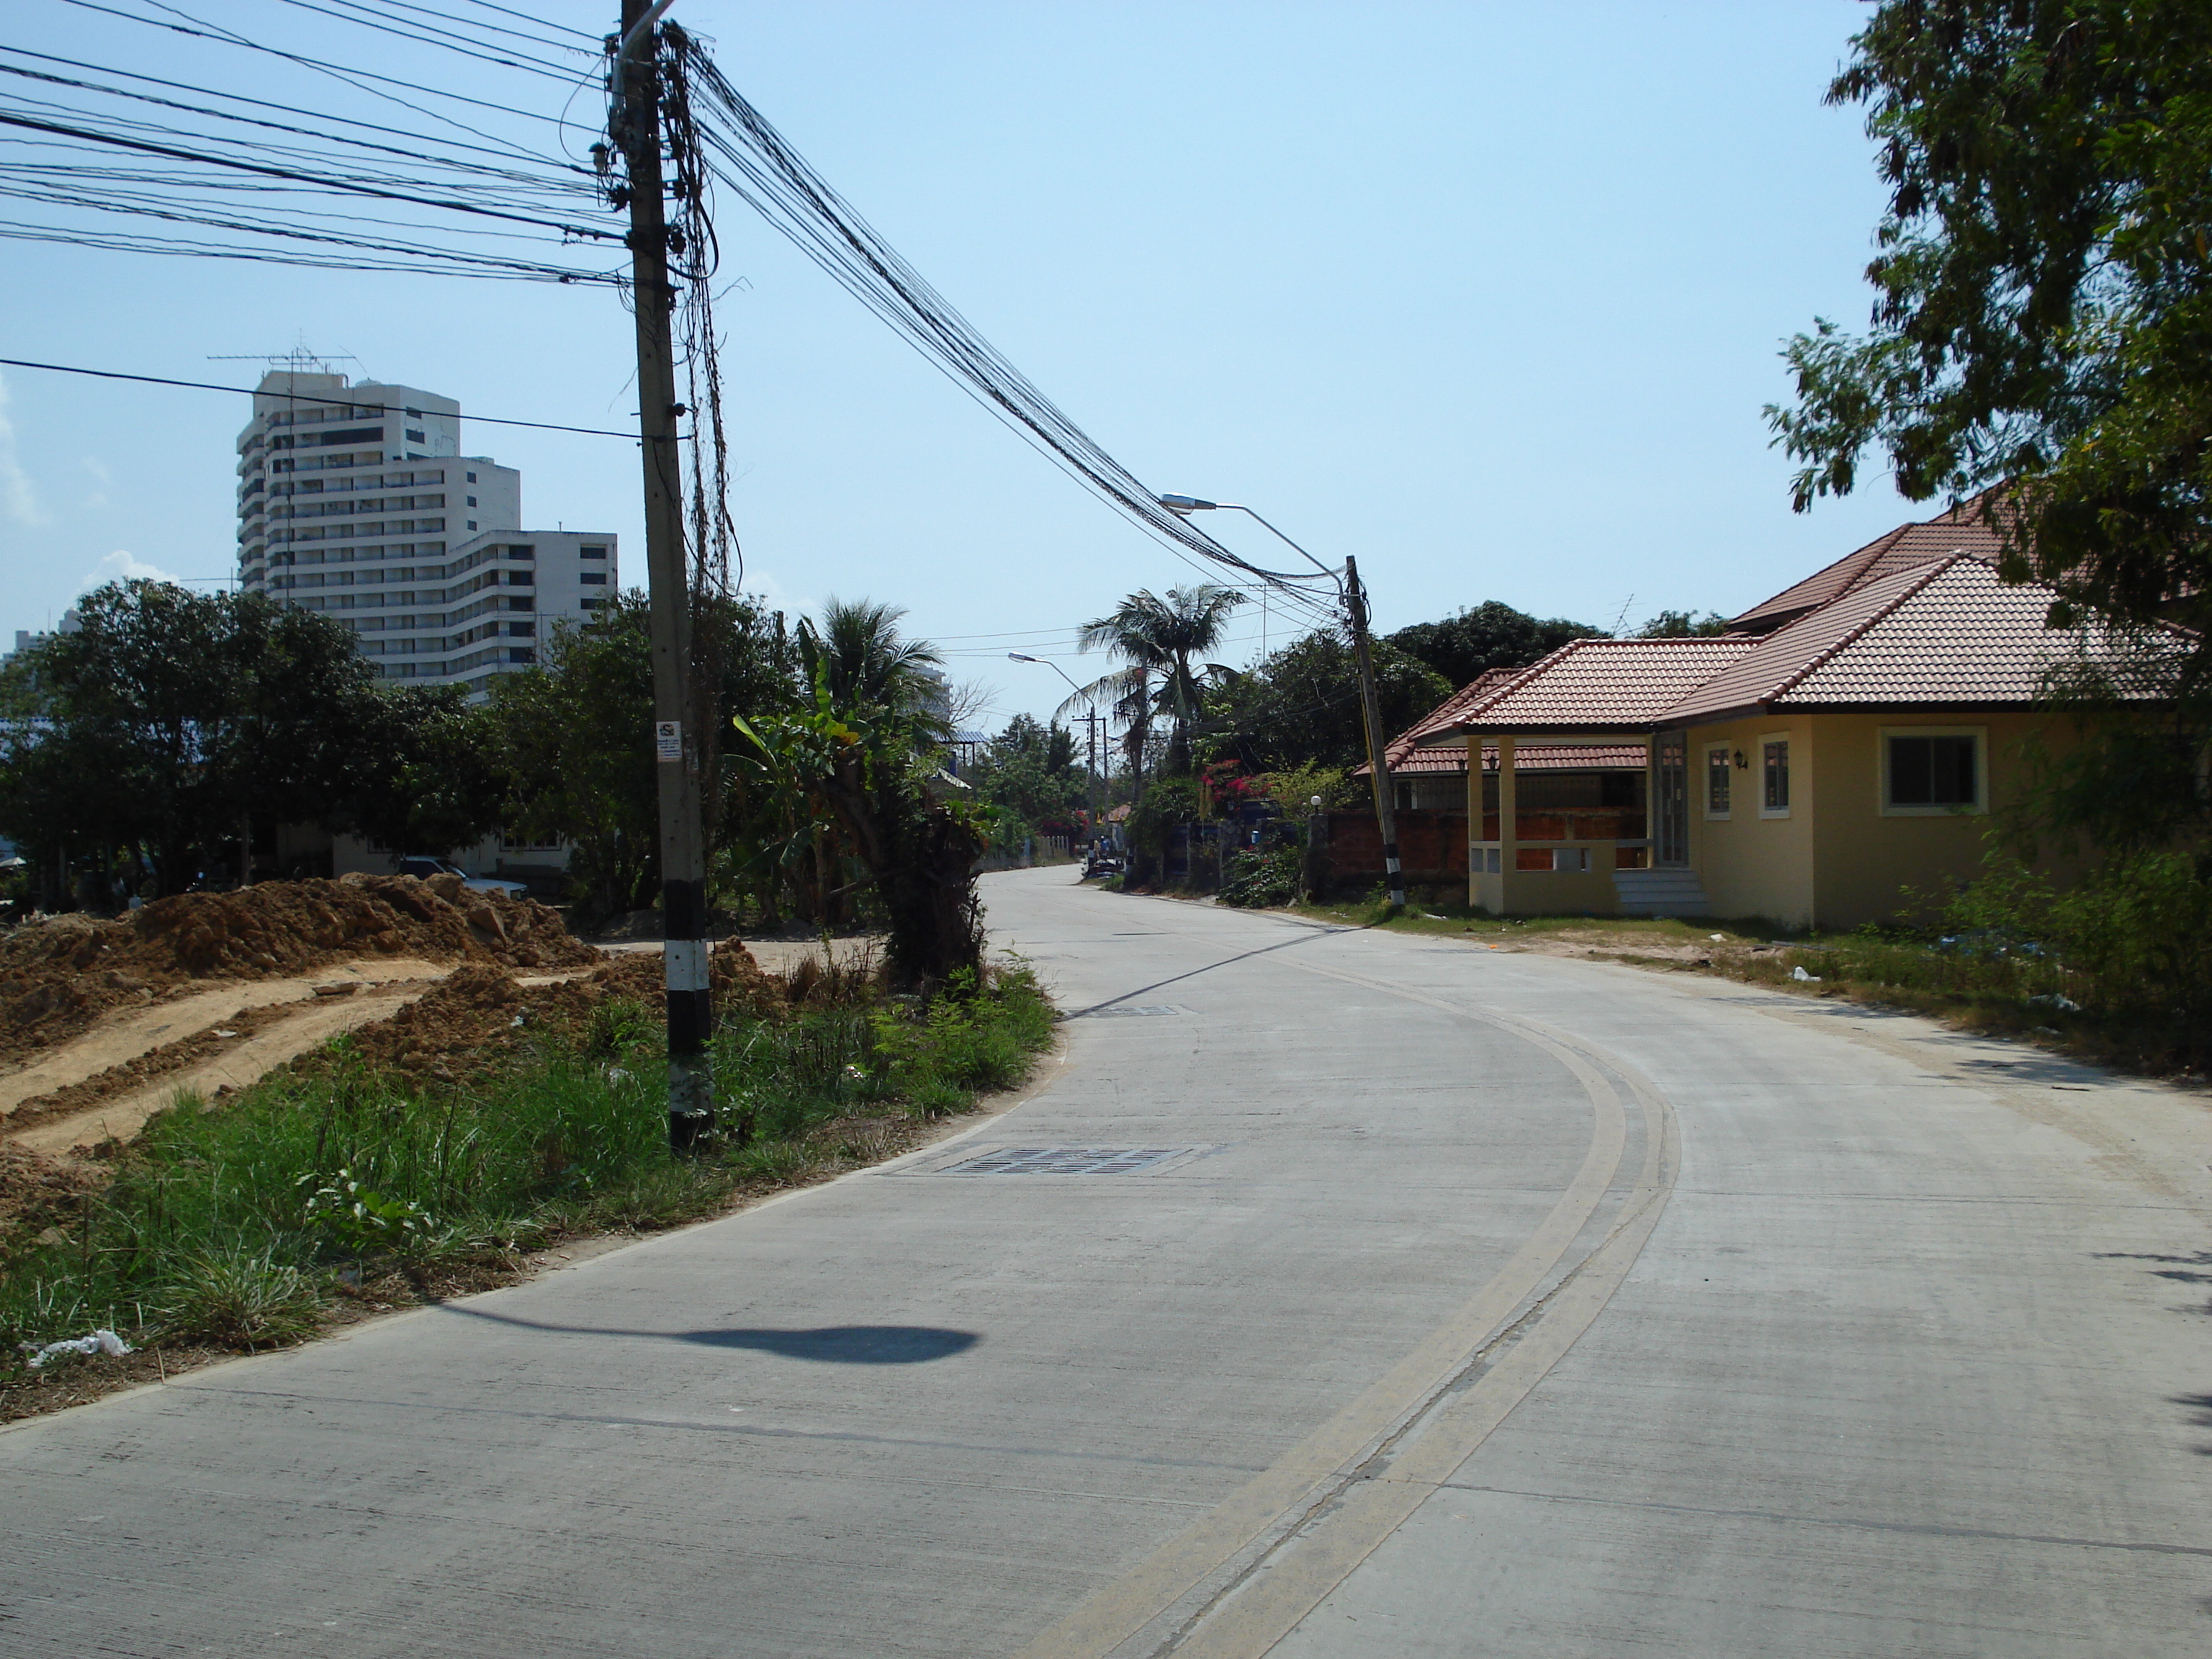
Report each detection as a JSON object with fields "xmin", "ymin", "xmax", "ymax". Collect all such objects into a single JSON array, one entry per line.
[
  {"xmin": 1804, "ymin": 710, "xmax": 2080, "ymax": 929},
  {"xmin": 1683, "ymin": 716, "xmax": 1817, "ymax": 927}
]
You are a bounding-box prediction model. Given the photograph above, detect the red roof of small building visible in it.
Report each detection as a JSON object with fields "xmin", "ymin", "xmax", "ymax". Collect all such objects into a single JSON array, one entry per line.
[
  {"xmin": 1665, "ymin": 554, "xmax": 2180, "ymax": 721},
  {"xmin": 1372, "ymin": 494, "xmax": 2189, "ymax": 755},
  {"xmin": 1433, "ymin": 637, "xmax": 1759, "ymax": 734},
  {"xmin": 1369, "ymin": 741, "xmax": 1647, "ymax": 777},
  {"xmin": 1729, "ymin": 494, "xmax": 2008, "ymax": 634}
]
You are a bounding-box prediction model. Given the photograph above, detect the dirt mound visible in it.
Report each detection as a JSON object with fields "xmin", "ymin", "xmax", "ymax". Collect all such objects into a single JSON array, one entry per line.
[
  {"xmin": 0, "ymin": 876, "xmax": 598, "ymax": 1061},
  {"xmin": 318, "ymin": 941, "xmax": 781, "ymax": 1089},
  {"xmin": 0, "ymin": 1142, "xmax": 106, "ymax": 1238}
]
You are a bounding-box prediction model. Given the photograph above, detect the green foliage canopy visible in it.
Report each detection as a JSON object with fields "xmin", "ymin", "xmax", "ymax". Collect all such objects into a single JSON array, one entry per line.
[
  {"xmin": 1200, "ymin": 631, "xmax": 1449, "ymax": 774},
  {"xmin": 1385, "ymin": 601, "xmax": 1601, "ymax": 691},
  {"xmin": 1769, "ymin": 0, "xmax": 2212, "ymax": 657},
  {"xmin": 0, "ymin": 580, "xmax": 376, "ymax": 893}
]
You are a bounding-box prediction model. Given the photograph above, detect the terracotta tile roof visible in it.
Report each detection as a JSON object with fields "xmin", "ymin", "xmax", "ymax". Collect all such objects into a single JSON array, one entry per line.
[
  {"xmin": 1665, "ymin": 554, "xmax": 2184, "ymax": 721},
  {"xmin": 1730, "ymin": 495, "xmax": 2007, "ymax": 634},
  {"xmin": 1364, "ymin": 742, "xmax": 1647, "ymax": 777},
  {"xmin": 1431, "ymin": 637, "xmax": 1759, "ymax": 732},
  {"xmin": 1382, "ymin": 666, "xmax": 1525, "ymax": 766}
]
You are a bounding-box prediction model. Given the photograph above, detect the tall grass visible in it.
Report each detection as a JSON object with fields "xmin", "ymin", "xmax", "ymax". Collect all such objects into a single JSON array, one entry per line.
[{"xmin": 1, "ymin": 965, "xmax": 1055, "ymax": 1366}]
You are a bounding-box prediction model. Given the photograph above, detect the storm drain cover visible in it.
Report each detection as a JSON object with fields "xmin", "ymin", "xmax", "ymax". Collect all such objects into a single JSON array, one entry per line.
[
  {"xmin": 941, "ymin": 1146, "xmax": 1196, "ymax": 1177},
  {"xmin": 1082, "ymin": 1004, "xmax": 1183, "ymax": 1018}
]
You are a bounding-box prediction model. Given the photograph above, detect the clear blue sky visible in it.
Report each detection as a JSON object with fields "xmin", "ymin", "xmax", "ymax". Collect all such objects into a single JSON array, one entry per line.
[{"xmin": 0, "ymin": 1, "xmax": 1917, "ymax": 729}]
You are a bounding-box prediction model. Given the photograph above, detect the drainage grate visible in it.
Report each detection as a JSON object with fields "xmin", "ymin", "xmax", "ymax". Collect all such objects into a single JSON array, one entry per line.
[
  {"xmin": 941, "ymin": 1146, "xmax": 1196, "ymax": 1177},
  {"xmin": 1081, "ymin": 1004, "xmax": 1183, "ymax": 1019}
]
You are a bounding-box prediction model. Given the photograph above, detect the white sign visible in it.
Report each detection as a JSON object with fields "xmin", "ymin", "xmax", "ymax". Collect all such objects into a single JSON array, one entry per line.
[{"xmin": 655, "ymin": 720, "xmax": 683, "ymax": 763}]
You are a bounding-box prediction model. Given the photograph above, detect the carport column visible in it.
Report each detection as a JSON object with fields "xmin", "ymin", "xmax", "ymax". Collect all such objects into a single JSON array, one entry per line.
[
  {"xmin": 1497, "ymin": 734, "xmax": 1518, "ymax": 913},
  {"xmin": 1465, "ymin": 733, "xmax": 1481, "ymax": 907}
]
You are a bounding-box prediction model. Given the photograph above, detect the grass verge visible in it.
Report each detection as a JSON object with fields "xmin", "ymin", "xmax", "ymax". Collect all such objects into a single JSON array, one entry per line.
[
  {"xmin": 1287, "ymin": 897, "xmax": 2206, "ymax": 1079},
  {"xmin": 0, "ymin": 961, "xmax": 1055, "ymax": 1419}
]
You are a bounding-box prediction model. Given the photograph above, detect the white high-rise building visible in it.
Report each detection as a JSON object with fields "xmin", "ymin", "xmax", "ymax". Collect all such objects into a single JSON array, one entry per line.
[{"xmin": 236, "ymin": 369, "xmax": 617, "ymax": 699}]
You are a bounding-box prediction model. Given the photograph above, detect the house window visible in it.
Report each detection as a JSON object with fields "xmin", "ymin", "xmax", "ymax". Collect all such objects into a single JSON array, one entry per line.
[
  {"xmin": 1705, "ymin": 745, "xmax": 1731, "ymax": 817},
  {"xmin": 1881, "ymin": 727, "xmax": 1987, "ymax": 815},
  {"xmin": 1761, "ymin": 739, "xmax": 1791, "ymax": 815}
]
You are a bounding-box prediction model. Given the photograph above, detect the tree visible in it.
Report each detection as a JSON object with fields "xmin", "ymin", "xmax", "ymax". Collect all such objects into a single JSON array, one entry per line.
[
  {"xmin": 494, "ymin": 590, "xmax": 796, "ymax": 924},
  {"xmin": 732, "ymin": 608, "xmax": 987, "ymax": 986},
  {"xmin": 1074, "ymin": 585, "xmax": 1248, "ymax": 779},
  {"xmin": 1200, "ymin": 630, "xmax": 1449, "ymax": 775},
  {"xmin": 1387, "ymin": 601, "xmax": 1600, "ymax": 690},
  {"xmin": 332, "ymin": 686, "xmax": 507, "ymax": 858},
  {"xmin": 968, "ymin": 714, "xmax": 1086, "ymax": 846},
  {"xmin": 1768, "ymin": 0, "xmax": 2212, "ymax": 660},
  {"xmin": 799, "ymin": 598, "xmax": 950, "ymax": 742},
  {"xmin": 0, "ymin": 580, "xmax": 372, "ymax": 896},
  {"xmin": 1634, "ymin": 609, "xmax": 1733, "ymax": 638}
]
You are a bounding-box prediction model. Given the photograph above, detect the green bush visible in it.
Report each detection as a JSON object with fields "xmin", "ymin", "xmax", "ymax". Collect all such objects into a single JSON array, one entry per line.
[{"xmin": 1220, "ymin": 845, "xmax": 1303, "ymax": 908}]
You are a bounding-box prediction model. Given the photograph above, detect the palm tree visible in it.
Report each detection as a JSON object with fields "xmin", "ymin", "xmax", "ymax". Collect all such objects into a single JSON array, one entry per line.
[
  {"xmin": 1067, "ymin": 585, "xmax": 1247, "ymax": 783},
  {"xmin": 799, "ymin": 598, "xmax": 950, "ymax": 743}
]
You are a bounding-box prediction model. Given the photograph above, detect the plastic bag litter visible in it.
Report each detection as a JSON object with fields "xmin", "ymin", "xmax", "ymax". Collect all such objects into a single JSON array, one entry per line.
[
  {"xmin": 2028, "ymin": 992, "xmax": 2082, "ymax": 1012},
  {"xmin": 24, "ymin": 1329, "xmax": 133, "ymax": 1370},
  {"xmin": 1709, "ymin": 934, "xmax": 1725, "ymax": 942},
  {"xmin": 1791, "ymin": 966, "xmax": 1822, "ymax": 982}
]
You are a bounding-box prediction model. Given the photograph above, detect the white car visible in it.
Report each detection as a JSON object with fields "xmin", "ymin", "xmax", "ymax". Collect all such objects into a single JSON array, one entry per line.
[{"xmin": 396, "ymin": 856, "xmax": 529, "ymax": 899}]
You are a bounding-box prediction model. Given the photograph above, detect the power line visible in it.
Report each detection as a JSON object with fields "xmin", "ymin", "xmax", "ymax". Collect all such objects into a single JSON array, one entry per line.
[
  {"xmin": 0, "ymin": 111, "xmax": 615, "ymax": 238},
  {"xmin": 0, "ymin": 357, "xmax": 647, "ymax": 437},
  {"xmin": 0, "ymin": 52, "xmax": 594, "ymax": 186}
]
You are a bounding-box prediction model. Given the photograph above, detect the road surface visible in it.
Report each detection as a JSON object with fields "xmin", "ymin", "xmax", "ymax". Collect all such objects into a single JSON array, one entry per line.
[{"xmin": 2, "ymin": 866, "xmax": 2208, "ymax": 1656}]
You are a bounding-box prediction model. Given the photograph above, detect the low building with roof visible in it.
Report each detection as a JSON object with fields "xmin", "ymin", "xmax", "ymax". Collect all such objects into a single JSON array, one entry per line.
[{"xmin": 1374, "ymin": 498, "xmax": 2188, "ymax": 927}]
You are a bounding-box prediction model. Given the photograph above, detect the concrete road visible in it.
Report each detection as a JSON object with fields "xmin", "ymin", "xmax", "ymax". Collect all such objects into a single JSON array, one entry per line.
[{"xmin": 2, "ymin": 868, "xmax": 2208, "ymax": 1658}]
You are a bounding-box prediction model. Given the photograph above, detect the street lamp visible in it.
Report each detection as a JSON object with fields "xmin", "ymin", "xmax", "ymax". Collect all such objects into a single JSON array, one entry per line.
[
  {"xmin": 1156, "ymin": 494, "xmax": 1406, "ymax": 909},
  {"xmin": 1007, "ymin": 652, "xmax": 1105, "ymax": 846}
]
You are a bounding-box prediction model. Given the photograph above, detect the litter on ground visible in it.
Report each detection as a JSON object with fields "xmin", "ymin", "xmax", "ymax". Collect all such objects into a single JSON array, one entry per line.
[{"xmin": 24, "ymin": 1328, "xmax": 132, "ymax": 1370}]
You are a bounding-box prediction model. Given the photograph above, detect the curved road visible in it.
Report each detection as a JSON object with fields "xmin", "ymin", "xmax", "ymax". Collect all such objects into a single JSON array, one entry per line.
[{"xmin": 2, "ymin": 866, "xmax": 2208, "ymax": 1656}]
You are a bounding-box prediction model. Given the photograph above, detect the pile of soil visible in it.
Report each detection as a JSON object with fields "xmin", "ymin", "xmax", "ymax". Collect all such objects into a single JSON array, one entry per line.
[
  {"xmin": 0, "ymin": 1141, "xmax": 106, "ymax": 1239},
  {"xmin": 0, "ymin": 876, "xmax": 599, "ymax": 1061},
  {"xmin": 306, "ymin": 941, "xmax": 781, "ymax": 1089}
]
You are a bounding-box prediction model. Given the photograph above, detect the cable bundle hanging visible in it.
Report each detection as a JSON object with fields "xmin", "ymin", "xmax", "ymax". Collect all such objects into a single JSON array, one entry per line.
[
  {"xmin": 659, "ymin": 30, "xmax": 1341, "ymax": 629},
  {"xmin": 1, "ymin": 2, "xmax": 625, "ymax": 282}
]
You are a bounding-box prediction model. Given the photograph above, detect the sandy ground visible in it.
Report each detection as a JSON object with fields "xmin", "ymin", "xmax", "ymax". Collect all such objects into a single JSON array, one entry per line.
[{"xmin": 1, "ymin": 958, "xmax": 602, "ymax": 1156}]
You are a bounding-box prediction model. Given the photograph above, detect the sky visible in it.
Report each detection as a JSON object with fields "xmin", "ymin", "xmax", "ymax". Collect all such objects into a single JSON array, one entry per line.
[{"xmin": 0, "ymin": 1, "xmax": 1921, "ymax": 730}]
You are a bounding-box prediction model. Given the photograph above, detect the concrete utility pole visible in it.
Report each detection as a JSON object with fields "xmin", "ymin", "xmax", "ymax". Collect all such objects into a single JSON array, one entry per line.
[
  {"xmin": 613, "ymin": 0, "xmax": 713, "ymax": 1152},
  {"xmin": 1155, "ymin": 495, "xmax": 1405, "ymax": 909},
  {"xmin": 1344, "ymin": 554, "xmax": 1406, "ymax": 909}
]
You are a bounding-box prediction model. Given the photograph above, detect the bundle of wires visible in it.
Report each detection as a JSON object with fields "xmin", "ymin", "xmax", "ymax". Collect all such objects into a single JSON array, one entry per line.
[
  {"xmin": 657, "ymin": 27, "xmax": 1344, "ymax": 629},
  {"xmin": 0, "ymin": 0, "xmax": 621, "ymax": 282}
]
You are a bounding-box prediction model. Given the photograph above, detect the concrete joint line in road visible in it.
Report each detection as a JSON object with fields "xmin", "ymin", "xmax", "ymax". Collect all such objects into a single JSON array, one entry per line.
[{"xmin": 1013, "ymin": 963, "xmax": 1681, "ymax": 1659}]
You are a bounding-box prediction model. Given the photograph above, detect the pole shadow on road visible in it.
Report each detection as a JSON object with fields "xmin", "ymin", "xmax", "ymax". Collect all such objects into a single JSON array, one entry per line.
[
  {"xmin": 439, "ymin": 1305, "xmax": 980, "ymax": 1363},
  {"xmin": 1063, "ymin": 923, "xmax": 1342, "ymax": 1020}
]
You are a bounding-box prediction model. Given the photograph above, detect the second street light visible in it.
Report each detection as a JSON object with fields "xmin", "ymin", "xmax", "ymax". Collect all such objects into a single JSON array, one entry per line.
[
  {"xmin": 1156, "ymin": 496, "xmax": 1406, "ymax": 909},
  {"xmin": 1007, "ymin": 653, "xmax": 1105, "ymax": 847}
]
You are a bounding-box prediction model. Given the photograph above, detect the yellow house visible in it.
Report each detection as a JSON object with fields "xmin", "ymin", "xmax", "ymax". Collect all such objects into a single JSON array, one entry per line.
[{"xmin": 1401, "ymin": 505, "xmax": 2186, "ymax": 929}]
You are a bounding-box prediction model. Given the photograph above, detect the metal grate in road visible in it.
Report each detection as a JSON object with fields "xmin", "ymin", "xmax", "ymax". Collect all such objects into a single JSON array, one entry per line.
[
  {"xmin": 1080, "ymin": 1004, "xmax": 1184, "ymax": 1018},
  {"xmin": 940, "ymin": 1146, "xmax": 1196, "ymax": 1177}
]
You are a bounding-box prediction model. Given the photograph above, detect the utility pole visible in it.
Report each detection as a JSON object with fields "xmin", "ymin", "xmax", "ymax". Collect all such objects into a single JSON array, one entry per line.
[
  {"xmin": 612, "ymin": 0, "xmax": 713, "ymax": 1153},
  {"xmin": 1345, "ymin": 554, "xmax": 1406, "ymax": 909},
  {"xmin": 1082, "ymin": 705, "xmax": 1102, "ymax": 841}
]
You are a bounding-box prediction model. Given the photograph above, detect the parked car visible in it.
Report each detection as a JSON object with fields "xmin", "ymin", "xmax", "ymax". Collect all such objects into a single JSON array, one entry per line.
[{"xmin": 396, "ymin": 856, "xmax": 528, "ymax": 899}]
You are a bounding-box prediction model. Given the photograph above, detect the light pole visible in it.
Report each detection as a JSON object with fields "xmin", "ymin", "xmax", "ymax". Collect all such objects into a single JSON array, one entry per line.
[
  {"xmin": 1007, "ymin": 652, "xmax": 1105, "ymax": 848},
  {"xmin": 1157, "ymin": 495, "xmax": 1405, "ymax": 909}
]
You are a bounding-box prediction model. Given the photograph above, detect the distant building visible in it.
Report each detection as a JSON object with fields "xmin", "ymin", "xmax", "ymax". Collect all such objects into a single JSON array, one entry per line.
[
  {"xmin": 4, "ymin": 608, "xmax": 81, "ymax": 668},
  {"xmin": 236, "ymin": 369, "xmax": 616, "ymax": 700}
]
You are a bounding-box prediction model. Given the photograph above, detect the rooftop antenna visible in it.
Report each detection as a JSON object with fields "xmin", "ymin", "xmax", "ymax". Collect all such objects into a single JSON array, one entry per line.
[
  {"xmin": 1609, "ymin": 591, "xmax": 1636, "ymax": 637},
  {"xmin": 207, "ymin": 346, "xmax": 357, "ymax": 380}
]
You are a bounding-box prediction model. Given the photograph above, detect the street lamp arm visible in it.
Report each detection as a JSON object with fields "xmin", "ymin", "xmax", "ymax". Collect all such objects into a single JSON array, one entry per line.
[
  {"xmin": 1213, "ymin": 503, "xmax": 1343, "ymax": 597},
  {"xmin": 1007, "ymin": 651, "xmax": 1084, "ymax": 698}
]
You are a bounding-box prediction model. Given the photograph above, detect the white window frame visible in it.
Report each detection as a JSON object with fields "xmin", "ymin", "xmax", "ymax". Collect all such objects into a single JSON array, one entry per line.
[
  {"xmin": 1759, "ymin": 732, "xmax": 1792, "ymax": 819},
  {"xmin": 1879, "ymin": 724, "xmax": 1988, "ymax": 817},
  {"xmin": 1704, "ymin": 743, "xmax": 1733, "ymax": 819}
]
